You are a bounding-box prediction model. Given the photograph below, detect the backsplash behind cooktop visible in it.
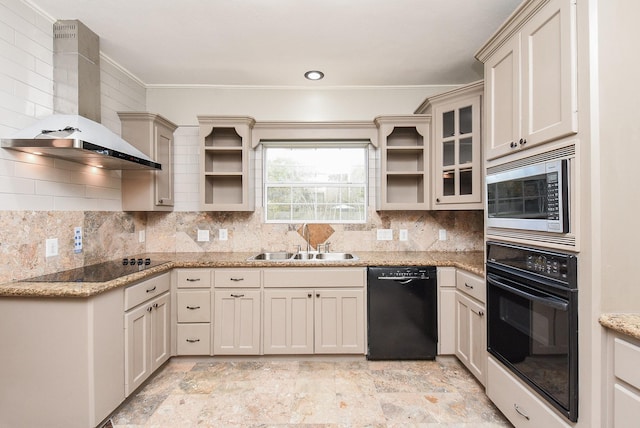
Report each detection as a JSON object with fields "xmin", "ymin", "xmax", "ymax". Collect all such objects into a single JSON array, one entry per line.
[{"xmin": 0, "ymin": 208, "xmax": 483, "ymax": 283}]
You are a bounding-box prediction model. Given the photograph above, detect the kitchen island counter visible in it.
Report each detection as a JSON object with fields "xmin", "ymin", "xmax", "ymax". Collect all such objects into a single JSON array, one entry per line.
[{"xmin": 0, "ymin": 250, "xmax": 484, "ymax": 298}]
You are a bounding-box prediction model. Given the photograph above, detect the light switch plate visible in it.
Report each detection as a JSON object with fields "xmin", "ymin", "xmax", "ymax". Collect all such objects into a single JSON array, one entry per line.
[
  {"xmin": 46, "ymin": 238, "xmax": 58, "ymax": 257},
  {"xmin": 439, "ymin": 229, "xmax": 447, "ymax": 241},
  {"xmin": 138, "ymin": 230, "xmax": 145, "ymax": 243},
  {"xmin": 219, "ymin": 229, "xmax": 228, "ymax": 241},
  {"xmin": 197, "ymin": 229, "xmax": 210, "ymax": 242},
  {"xmin": 376, "ymin": 229, "xmax": 393, "ymax": 241},
  {"xmin": 399, "ymin": 229, "xmax": 408, "ymax": 241}
]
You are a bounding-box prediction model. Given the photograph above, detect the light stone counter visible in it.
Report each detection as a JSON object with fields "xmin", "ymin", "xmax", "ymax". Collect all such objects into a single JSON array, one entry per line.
[
  {"xmin": 0, "ymin": 251, "xmax": 484, "ymax": 298},
  {"xmin": 599, "ymin": 313, "xmax": 640, "ymax": 341}
]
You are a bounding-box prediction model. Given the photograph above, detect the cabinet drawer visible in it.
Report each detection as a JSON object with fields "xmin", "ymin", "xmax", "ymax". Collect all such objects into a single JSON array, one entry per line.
[
  {"xmin": 214, "ymin": 269, "xmax": 261, "ymax": 288},
  {"xmin": 175, "ymin": 269, "xmax": 212, "ymax": 288},
  {"xmin": 177, "ymin": 290, "xmax": 211, "ymax": 323},
  {"xmin": 615, "ymin": 337, "xmax": 640, "ymax": 389},
  {"xmin": 487, "ymin": 357, "xmax": 570, "ymax": 428},
  {"xmin": 263, "ymin": 267, "xmax": 365, "ymax": 288},
  {"xmin": 456, "ymin": 270, "xmax": 485, "ymax": 304},
  {"xmin": 614, "ymin": 383, "xmax": 640, "ymax": 428},
  {"xmin": 177, "ymin": 324, "xmax": 211, "ymax": 355},
  {"xmin": 124, "ymin": 273, "xmax": 170, "ymax": 311}
]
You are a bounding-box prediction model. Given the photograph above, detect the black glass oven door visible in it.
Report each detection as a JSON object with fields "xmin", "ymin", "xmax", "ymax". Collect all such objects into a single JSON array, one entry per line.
[{"xmin": 487, "ymin": 272, "xmax": 578, "ymax": 422}]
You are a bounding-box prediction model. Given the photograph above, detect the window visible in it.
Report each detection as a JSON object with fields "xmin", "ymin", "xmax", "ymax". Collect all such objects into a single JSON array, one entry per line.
[{"xmin": 264, "ymin": 144, "xmax": 367, "ymax": 223}]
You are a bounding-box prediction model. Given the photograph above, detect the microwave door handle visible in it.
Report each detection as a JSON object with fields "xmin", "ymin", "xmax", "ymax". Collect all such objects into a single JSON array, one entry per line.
[{"xmin": 487, "ymin": 274, "xmax": 569, "ymax": 311}]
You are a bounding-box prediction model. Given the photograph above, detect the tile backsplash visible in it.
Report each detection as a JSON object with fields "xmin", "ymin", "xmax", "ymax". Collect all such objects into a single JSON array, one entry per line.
[{"xmin": 0, "ymin": 208, "xmax": 482, "ymax": 283}]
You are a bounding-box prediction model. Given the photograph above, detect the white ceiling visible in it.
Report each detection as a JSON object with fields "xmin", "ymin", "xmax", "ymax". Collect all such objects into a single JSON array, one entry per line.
[{"xmin": 28, "ymin": 0, "xmax": 522, "ymax": 87}]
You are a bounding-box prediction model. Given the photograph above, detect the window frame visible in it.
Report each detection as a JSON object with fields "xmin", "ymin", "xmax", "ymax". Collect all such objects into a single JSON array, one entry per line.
[{"xmin": 262, "ymin": 141, "xmax": 369, "ymax": 224}]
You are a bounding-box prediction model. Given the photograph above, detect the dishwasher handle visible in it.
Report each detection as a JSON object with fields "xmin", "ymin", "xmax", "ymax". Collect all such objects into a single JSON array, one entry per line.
[{"xmin": 376, "ymin": 275, "xmax": 430, "ymax": 282}]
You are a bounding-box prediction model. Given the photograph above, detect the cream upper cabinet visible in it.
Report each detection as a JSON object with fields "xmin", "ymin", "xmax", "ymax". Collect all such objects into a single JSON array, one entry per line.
[
  {"xmin": 119, "ymin": 112, "xmax": 178, "ymax": 211},
  {"xmin": 198, "ymin": 116, "xmax": 256, "ymax": 211},
  {"xmin": 374, "ymin": 115, "xmax": 431, "ymax": 210},
  {"xmin": 477, "ymin": 0, "xmax": 577, "ymax": 160},
  {"xmin": 418, "ymin": 82, "xmax": 483, "ymax": 209}
]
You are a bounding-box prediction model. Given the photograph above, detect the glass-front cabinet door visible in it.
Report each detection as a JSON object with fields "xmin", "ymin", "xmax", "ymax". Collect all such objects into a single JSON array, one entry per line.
[{"xmin": 432, "ymin": 85, "xmax": 483, "ymax": 209}]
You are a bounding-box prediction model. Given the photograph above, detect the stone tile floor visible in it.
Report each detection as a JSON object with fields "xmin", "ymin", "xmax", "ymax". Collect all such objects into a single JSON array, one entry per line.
[{"xmin": 108, "ymin": 356, "xmax": 512, "ymax": 427}]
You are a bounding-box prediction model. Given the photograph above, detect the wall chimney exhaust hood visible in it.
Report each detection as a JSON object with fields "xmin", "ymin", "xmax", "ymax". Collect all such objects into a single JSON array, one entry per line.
[
  {"xmin": 2, "ymin": 114, "xmax": 161, "ymax": 170},
  {"xmin": 1, "ymin": 20, "xmax": 161, "ymax": 170}
]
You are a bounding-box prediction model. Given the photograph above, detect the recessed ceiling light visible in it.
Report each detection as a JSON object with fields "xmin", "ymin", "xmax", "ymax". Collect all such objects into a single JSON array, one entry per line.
[{"xmin": 304, "ymin": 70, "xmax": 324, "ymax": 81}]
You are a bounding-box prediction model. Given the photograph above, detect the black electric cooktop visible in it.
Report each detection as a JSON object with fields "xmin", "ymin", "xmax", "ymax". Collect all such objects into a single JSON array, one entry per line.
[{"xmin": 25, "ymin": 257, "xmax": 169, "ymax": 283}]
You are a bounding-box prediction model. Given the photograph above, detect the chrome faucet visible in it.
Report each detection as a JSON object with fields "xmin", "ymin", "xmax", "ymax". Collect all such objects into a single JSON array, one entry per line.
[{"xmin": 301, "ymin": 223, "xmax": 311, "ymax": 253}]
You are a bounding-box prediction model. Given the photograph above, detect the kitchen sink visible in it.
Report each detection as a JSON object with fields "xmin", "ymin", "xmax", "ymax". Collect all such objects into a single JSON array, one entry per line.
[
  {"xmin": 247, "ymin": 251, "xmax": 357, "ymax": 262},
  {"xmin": 249, "ymin": 252, "xmax": 295, "ymax": 260}
]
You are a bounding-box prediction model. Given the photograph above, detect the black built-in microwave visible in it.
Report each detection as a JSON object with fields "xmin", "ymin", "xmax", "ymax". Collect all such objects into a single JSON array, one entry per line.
[{"xmin": 486, "ymin": 159, "xmax": 569, "ymax": 233}]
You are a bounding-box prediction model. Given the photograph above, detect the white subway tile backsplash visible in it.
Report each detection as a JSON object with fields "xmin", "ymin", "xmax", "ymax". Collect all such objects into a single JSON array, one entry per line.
[
  {"xmin": 53, "ymin": 196, "xmax": 98, "ymax": 211},
  {"xmin": 85, "ymin": 185, "xmax": 121, "ymax": 200},
  {"xmin": 2, "ymin": 193, "xmax": 53, "ymax": 210},
  {"xmin": 0, "ymin": 176, "xmax": 34, "ymax": 194},
  {"xmin": 35, "ymin": 180, "xmax": 86, "ymax": 197}
]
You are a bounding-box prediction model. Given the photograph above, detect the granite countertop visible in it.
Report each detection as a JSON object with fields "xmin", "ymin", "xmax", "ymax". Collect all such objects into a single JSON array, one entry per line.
[
  {"xmin": 0, "ymin": 251, "xmax": 484, "ymax": 298},
  {"xmin": 599, "ymin": 313, "xmax": 640, "ymax": 341}
]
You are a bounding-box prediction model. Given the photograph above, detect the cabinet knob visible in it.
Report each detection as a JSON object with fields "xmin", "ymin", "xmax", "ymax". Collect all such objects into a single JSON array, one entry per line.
[
  {"xmin": 316, "ymin": 293, "xmax": 320, "ymax": 298},
  {"xmin": 153, "ymin": 303, "xmax": 159, "ymax": 308},
  {"xmin": 478, "ymin": 310, "xmax": 485, "ymax": 317},
  {"xmin": 146, "ymin": 306, "xmax": 153, "ymax": 312},
  {"xmin": 436, "ymin": 198, "xmax": 440, "ymax": 203},
  {"xmin": 509, "ymin": 141, "xmax": 517, "ymax": 148},
  {"xmin": 308, "ymin": 293, "xmax": 312, "ymax": 298},
  {"xmin": 519, "ymin": 138, "xmax": 527, "ymax": 146}
]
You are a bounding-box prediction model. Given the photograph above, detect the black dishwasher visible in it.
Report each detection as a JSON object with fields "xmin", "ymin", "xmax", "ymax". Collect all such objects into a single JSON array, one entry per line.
[{"xmin": 367, "ymin": 266, "xmax": 437, "ymax": 360}]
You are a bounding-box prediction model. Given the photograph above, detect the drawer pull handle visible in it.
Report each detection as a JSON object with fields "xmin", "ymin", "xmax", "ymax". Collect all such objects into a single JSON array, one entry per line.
[
  {"xmin": 186, "ymin": 278, "xmax": 201, "ymax": 282},
  {"xmin": 231, "ymin": 294, "xmax": 244, "ymax": 298},
  {"xmin": 465, "ymin": 283, "xmax": 474, "ymax": 289},
  {"xmin": 146, "ymin": 286, "xmax": 157, "ymax": 293},
  {"xmin": 186, "ymin": 305, "xmax": 201, "ymax": 310},
  {"xmin": 514, "ymin": 404, "xmax": 530, "ymax": 420},
  {"xmin": 230, "ymin": 277, "xmax": 244, "ymax": 282},
  {"xmin": 186, "ymin": 338, "xmax": 201, "ymax": 343}
]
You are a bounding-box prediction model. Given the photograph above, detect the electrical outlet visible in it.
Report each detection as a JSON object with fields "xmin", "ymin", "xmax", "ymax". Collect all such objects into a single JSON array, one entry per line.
[
  {"xmin": 399, "ymin": 229, "xmax": 408, "ymax": 241},
  {"xmin": 376, "ymin": 229, "xmax": 393, "ymax": 241},
  {"xmin": 197, "ymin": 229, "xmax": 210, "ymax": 242},
  {"xmin": 46, "ymin": 238, "xmax": 58, "ymax": 257},
  {"xmin": 139, "ymin": 230, "xmax": 145, "ymax": 243},
  {"xmin": 74, "ymin": 227, "xmax": 82, "ymax": 253},
  {"xmin": 439, "ymin": 229, "xmax": 447, "ymax": 241},
  {"xmin": 219, "ymin": 229, "xmax": 228, "ymax": 241}
]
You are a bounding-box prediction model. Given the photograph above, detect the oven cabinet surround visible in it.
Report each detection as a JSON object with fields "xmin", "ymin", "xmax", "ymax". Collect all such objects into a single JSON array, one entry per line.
[
  {"xmin": 415, "ymin": 81, "xmax": 484, "ymax": 210},
  {"xmin": 476, "ymin": 0, "xmax": 578, "ymax": 161},
  {"xmin": 262, "ymin": 267, "xmax": 365, "ymax": 354},
  {"xmin": 603, "ymin": 331, "xmax": 640, "ymax": 428},
  {"xmin": 455, "ymin": 269, "xmax": 486, "ymax": 385},
  {"xmin": 488, "ymin": 357, "xmax": 571, "ymax": 428},
  {"xmin": 119, "ymin": 112, "xmax": 178, "ymax": 211},
  {"xmin": 124, "ymin": 272, "xmax": 171, "ymax": 396},
  {"xmin": 198, "ymin": 116, "xmax": 256, "ymax": 211},
  {"xmin": 0, "ymin": 289, "xmax": 125, "ymax": 428},
  {"xmin": 174, "ymin": 269, "xmax": 213, "ymax": 355},
  {"xmin": 213, "ymin": 269, "xmax": 262, "ymax": 355},
  {"xmin": 374, "ymin": 115, "xmax": 431, "ymax": 210}
]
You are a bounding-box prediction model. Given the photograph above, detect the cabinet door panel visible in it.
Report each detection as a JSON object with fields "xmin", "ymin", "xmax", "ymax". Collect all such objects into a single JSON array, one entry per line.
[
  {"xmin": 125, "ymin": 305, "xmax": 150, "ymax": 396},
  {"xmin": 214, "ymin": 290, "xmax": 261, "ymax": 355},
  {"xmin": 486, "ymin": 38, "xmax": 520, "ymax": 160},
  {"xmin": 521, "ymin": 0, "xmax": 577, "ymax": 147},
  {"xmin": 150, "ymin": 293, "xmax": 170, "ymax": 371},
  {"xmin": 263, "ymin": 289, "xmax": 314, "ymax": 354},
  {"xmin": 314, "ymin": 289, "xmax": 364, "ymax": 354}
]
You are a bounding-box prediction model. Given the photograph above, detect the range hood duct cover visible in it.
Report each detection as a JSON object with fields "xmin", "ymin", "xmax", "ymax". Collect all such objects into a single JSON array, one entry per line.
[{"xmin": 1, "ymin": 20, "xmax": 161, "ymax": 170}]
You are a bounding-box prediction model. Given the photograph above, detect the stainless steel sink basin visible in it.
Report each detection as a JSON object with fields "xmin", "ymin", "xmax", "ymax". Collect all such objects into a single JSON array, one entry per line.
[
  {"xmin": 247, "ymin": 251, "xmax": 358, "ymax": 261},
  {"xmin": 314, "ymin": 252, "xmax": 355, "ymax": 260},
  {"xmin": 249, "ymin": 252, "xmax": 295, "ymax": 260}
]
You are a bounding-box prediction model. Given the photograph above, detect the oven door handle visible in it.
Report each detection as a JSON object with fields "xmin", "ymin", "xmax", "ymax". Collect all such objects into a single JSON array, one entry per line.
[{"xmin": 487, "ymin": 274, "xmax": 568, "ymax": 311}]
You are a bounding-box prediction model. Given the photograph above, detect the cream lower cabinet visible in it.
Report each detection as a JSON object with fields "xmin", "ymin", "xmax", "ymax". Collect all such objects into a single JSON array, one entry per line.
[
  {"xmin": 263, "ymin": 267, "xmax": 366, "ymax": 355},
  {"xmin": 213, "ymin": 290, "xmax": 261, "ymax": 355},
  {"xmin": 604, "ymin": 332, "xmax": 640, "ymax": 428},
  {"xmin": 124, "ymin": 273, "xmax": 171, "ymax": 396},
  {"xmin": 174, "ymin": 268, "xmax": 213, "ymax": 355},
  {"xmin": 455, "ymin": 269, "xmax": 486, "ymax": 385},
  {"xmin": 437, "ymin": 267, "xmax": 457, "ymax": 355},
  {"xmin": 0, "ymin": 288, "xmax": 125, "ymax": 428}
]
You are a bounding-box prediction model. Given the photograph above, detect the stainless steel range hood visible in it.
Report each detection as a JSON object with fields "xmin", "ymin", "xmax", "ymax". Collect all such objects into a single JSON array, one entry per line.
[
  {"xmin": 2, "ymin": 114, "xmax": 161, "ymax": 170},
  {"xmin": 1, "ymin": 20, "xmax": 161, "ymax": 170}
]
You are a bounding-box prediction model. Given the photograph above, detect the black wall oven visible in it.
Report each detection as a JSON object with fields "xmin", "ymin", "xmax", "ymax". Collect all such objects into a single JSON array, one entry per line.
[{"xmin": 486, "ymin": 241, "xmax": 578, "ymax": 422}]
